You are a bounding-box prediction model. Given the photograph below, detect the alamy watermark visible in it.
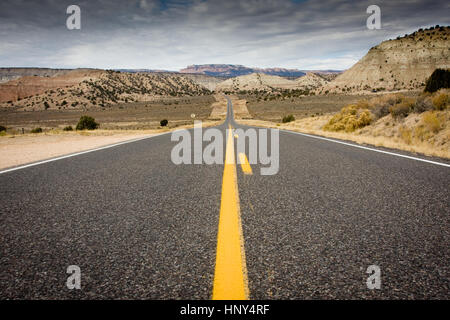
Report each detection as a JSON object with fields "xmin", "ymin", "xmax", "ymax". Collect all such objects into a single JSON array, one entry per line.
[
  {"xmin": 366, "ymin": 265, "xmax": 381, "ymax": 290},
  {"xmin": 66, "ymin": 265, "xmax": 81, "ymax": 289},
  {"xmin": 171, "ymin": 121, "xmax": 279, "ymax": 175},
  {"xmin": 66, "ymin": 5, "xmax": 81, "ymax": 30},
  {"xmin": 366, "ymin": 5, "xmax": 381, "ymax": 30}
]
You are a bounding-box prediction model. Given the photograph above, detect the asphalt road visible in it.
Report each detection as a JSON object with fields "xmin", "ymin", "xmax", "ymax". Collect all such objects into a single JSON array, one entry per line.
[{"xmin": 0, "ymin": 98, "xmax": 449, "ymax": 299}]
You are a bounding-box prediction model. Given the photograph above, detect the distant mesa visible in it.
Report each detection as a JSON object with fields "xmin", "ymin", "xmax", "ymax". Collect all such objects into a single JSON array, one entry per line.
[{"xmin": 180, "ymin": 64, "xmax": 306, "ymax": 78}]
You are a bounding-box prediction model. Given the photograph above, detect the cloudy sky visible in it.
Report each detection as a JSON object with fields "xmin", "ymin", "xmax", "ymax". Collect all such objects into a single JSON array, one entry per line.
[{"xmin": 0, "ymin": 0, "xmax": 449, "ymax": 71}]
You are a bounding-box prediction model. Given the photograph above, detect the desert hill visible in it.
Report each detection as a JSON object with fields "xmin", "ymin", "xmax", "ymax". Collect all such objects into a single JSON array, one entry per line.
[
  {"xmin": 175, "ymin": 73, "xmax": 225, "ymax": 91},
  {"xmin": 215, "ymin": 73, "xmax": 300, "ymax": 92},
  {"xmin": 321, "ymin": 26, "xmax": 450, "ymax": 94},
  {"xmin": 215, "ymin": 72, "xmax": 330, "ymax": 92},
  {"xmin": 295, "ymin": 72, "xmax": 329, "ymax": 90},
  {"xmin": 1, "ymin": 71, "xmax": 211, "ymax": 111}
]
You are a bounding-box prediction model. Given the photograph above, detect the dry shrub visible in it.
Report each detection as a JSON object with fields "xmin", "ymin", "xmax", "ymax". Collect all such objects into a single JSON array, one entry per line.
[
  {"xmin": 423, "ymin": 111, "xmax": 443, "ymax": 133},
  {"xmin": 399, "ymin": 126, "xmax": 412, "ymax": 145},
  {"xmin": 414, "ymin": 126, "xmax": 428, "ymax": 142},
  {"xmin": 324, "ymin": 105, "xmax": 372, "ymax": 132},
  {"xmin": 389, "ymin": 98, "xmax": 415, "ymax": 118},
  {"xmin": 368, "ymin": 93, "xmax": 406, "ymax": 119},
  {"xmin": 413, "ymin": 96, "xmax": 433, "ymax": 113},
  {"xmin": 432, "ymin": 91, "xmax": 449, "ymax": 110}
]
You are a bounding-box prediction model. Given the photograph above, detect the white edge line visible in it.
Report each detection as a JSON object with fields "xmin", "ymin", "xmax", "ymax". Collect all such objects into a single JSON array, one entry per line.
[
  {"xmin": 0, "ymin": 131, "xmax": 174, "ymax": 175},
  {"xmin": 279, "ymin": 129, "xmax": 450, "ymax": 168}
]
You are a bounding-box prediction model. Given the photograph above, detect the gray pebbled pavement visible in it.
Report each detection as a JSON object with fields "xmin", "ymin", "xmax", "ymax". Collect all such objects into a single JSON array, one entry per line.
[{"xmin": 1, "ymin": 99, "xmax": 449, "ymax": 299}]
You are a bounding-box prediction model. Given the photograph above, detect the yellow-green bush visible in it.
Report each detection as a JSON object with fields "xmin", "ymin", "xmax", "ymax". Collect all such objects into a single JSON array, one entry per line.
[
  {"xmin": 423, "ymin": 111, "xmax": 443, "ymax": 133},
  {"xmin": 432, "ymin": 92, "xmax": 449, "ymax": 110},
  {"xmin": 399, "ymin": 126, "xmax": 412, "ymax": 144},
  {"xmin": 324, "ymin": 105, "xmax": 372, "ymax": 132}
]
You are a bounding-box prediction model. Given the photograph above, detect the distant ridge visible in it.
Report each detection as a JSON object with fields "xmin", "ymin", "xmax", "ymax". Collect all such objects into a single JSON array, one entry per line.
[{"xmin": 180, "ymin": 64, "xmax": 306, "ymax": 78}]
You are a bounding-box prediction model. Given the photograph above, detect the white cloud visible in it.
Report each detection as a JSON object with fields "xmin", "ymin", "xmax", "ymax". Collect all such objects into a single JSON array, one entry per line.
[{"xmin": 0, "ymin": 0, "xmax": 448, "ymax": 70}]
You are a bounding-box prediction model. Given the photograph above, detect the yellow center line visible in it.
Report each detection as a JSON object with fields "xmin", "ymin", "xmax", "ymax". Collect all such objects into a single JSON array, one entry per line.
[
  {"xmin": 238, "ymin": 153, "xmax": 253, "ymax": 175},
  {"xmin": 212, "ymin": 124, "xmax": 249, "ymax": 300}
]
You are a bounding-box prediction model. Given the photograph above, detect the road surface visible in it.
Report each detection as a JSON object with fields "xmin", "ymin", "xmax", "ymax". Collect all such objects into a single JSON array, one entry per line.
[{"xmin": 0, "ymin": 98, "xmax": 449, "ymax": 299}]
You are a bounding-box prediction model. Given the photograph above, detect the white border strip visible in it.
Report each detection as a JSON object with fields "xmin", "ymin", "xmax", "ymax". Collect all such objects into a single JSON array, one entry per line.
[
  {"xmin": 0, "ymin": 132, "xmax": 172, "ymax": 175},
  {"xmin": 281, "ymin": 129, "xmax": 450, "ymax": 168}
]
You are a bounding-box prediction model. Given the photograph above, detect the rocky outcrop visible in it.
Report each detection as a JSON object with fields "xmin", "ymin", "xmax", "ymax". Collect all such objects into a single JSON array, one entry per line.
[{"xmin": 321, "ymin": 26, "xmax": 450, "ymax": 94}]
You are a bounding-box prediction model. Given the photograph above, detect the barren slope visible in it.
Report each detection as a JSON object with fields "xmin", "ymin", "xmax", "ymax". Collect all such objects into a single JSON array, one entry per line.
[
  {"xmin": 0, "ymin": 69, "xmax": 103, "ymax": 103},
  {"xmin": 216, "ymin": 73, "xmax": 300, "ymax": 92},
  {"xmin": 1, "ymin": 71, "xmax": 211, "ymax": 111},
  {"xmin": 295, "ymin": 72, "xmax": 329, "ymax": 90},
  {"xmin": 321, "ymin": 26, "xmax": 450, "ymax": 94}
]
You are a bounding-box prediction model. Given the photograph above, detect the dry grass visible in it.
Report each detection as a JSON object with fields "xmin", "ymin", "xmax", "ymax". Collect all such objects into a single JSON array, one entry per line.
[
  {"xmin": 0, "ymin": 120, "xmax": 221, "ymax": 139},
  {"xmin": 243, "ymin": 93, "xmax": 387, "ymax": 122},
  {"xmin": 237, "ymin": 109, "xmax": 450, "ymax": 159},
  {"xmin": 323, "ymin": 104, "xmax": 372, "ymax": 132},
  {"xmin": 0, "ymin": 95, "xmax": 216, "ymax": 132}
]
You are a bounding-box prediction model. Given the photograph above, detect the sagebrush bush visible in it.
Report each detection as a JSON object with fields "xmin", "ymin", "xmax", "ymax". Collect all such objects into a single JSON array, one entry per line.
[
  {"xmin": 413, "ymin": 96, "xmax": 433, "ymax": 113},
  {"xmin": 389, "ymin": 98, "xmax": 414, "ymax": 118},
  {"xmin": 0, "ymin": 125, "xmax": 6, "ymax": 132},
  {"xmin": 76, "ymin": 116, "xmax": 99, "ymax": 130},
  {"xmin": 399, "ymin": 126, "xmax": 412, "ymax": 144},
  {"xmin": 324, "ymin": 105, "xmax": 372, "ymax": 132},
  {"xmin": 423, "ymin": 112, "xmax": 442, "ymax": 133},
  {"xmin": 365, "ymin": 94, "xmax": 406, "ymax": 119},
  {"xmin": 160, "ymin": 119, "xmax": 168, "ymax": 127},
  {"xmin": 30, "ymin": 127, "xmax": 43, "ymax": 133},
  {"xmin": 63, "ymin": 126, "xmax": 73, "ymax": 131},
  {"xmin": 432, "ymin": 92, "xmax": 449, "ymax": 110},
  {"xmin": 282, "ymin": 114, "xmax": 295, "ymax": 123}
]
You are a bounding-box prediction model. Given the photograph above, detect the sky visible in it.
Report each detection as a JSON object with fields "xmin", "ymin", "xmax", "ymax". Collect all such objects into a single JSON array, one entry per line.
[{"xmin": 0, "ymin": 0, "xmax": 449, "ymax": 71}]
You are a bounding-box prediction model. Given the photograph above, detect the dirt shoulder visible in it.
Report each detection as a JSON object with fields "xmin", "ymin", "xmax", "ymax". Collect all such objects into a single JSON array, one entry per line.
[{"xmin": 0, "ymin": 121, "xmax": 221, "ymax": 170}]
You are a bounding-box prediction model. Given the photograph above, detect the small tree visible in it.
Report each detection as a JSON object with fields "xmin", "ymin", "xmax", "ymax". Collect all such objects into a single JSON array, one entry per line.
[
  {"xmin": 0, "ymin": 125, "xmax": 6, "ymax": 132},
  {"xmin": 160, "ymin": 119, "xmax": 168, "ymax": 127},
  {"xmin": 76, "ymin": 116, "xmax": 99, "ymax": 130},
  {"xmin": 424, "ymin": 69, "xmax": 450, "ymax": 93},
  {"xmin": 282, "ymin": 114, "xmax": 295, "ymax": 123},
  {"xmin": 31, "ymin": 127, "xmax": 43, "ymax": 133}
]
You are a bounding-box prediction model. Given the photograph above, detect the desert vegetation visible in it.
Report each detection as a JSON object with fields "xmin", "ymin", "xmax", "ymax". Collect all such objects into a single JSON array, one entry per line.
[
  {"xmin": 324, "ymin": 89, "xmax": 448, "ymax": 133},
  {"xmin": 30, "ymin": 127, "xmax": 43, "ymax": 133},
  {"xmin": 282, "ymin": 114, "xmax": 295, "ymax": 123},
  {"xmin": 76, "ymin": 116, "xmax": 99, "ymax": 130}
]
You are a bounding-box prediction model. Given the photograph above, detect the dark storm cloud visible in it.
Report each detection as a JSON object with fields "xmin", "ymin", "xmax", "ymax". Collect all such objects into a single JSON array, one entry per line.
[{"xmin": 0, "ymin": 0, "xmax": 449, "ymax": 69}]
